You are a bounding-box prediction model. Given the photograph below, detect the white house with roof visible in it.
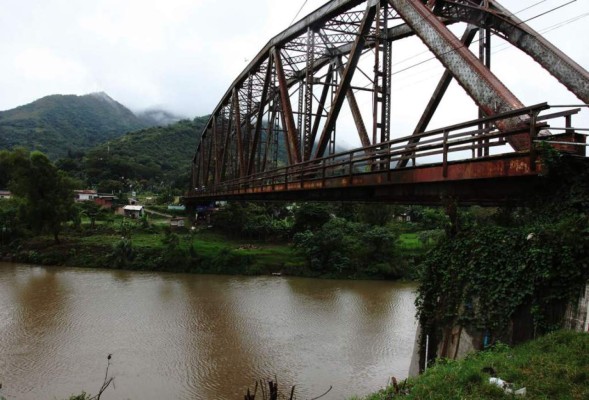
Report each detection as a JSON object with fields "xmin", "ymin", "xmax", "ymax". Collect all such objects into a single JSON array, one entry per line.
[
  {"xmin": 123, "ymin": 205, "xmax": 145, "ymax": 218},
  {"xmin": 74, "ymin": 189, "xmax": 97, "ymax": 202}
]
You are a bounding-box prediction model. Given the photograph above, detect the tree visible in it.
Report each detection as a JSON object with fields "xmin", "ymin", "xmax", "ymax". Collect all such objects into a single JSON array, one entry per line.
[{"xmin": 9, "ymin": 151, "xmax": 76, "ymax": 243}]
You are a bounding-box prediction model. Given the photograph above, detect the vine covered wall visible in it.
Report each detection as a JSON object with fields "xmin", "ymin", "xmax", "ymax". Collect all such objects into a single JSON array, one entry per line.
[{"xmin": 416, "ymin": 151, "xmax": 589, "ymax": 365}]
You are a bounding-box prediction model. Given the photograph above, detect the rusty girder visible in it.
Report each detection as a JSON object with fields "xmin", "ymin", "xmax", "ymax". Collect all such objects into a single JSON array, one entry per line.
[
  {"xmin": 190, "ymin": 0, "xmax": 588, "ymax": 194},
  {"xmin": 430, "ymin": 0, "xmax": 589, "ymax": 104}
]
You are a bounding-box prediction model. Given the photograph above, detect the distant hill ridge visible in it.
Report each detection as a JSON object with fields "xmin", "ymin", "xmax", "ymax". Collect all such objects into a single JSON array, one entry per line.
[{"xmin": 0, "ymin": 92, "xmax": 182, "ymax": 159}]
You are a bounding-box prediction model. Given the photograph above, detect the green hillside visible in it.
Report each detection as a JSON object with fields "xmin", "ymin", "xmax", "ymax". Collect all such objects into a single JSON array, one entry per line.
[
  {"xmin": 80, "ymin": 117, "xmax": 209, "ymax": 190},
  {"xmin": 0, "ymin": 92, "xmax": 150, "ymax": 158}
]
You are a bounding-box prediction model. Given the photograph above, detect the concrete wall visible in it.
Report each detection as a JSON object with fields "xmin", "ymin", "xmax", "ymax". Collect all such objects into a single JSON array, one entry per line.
[{"xmin": 565, "ymin": 282, "xmax": 589, "ymax": 332}]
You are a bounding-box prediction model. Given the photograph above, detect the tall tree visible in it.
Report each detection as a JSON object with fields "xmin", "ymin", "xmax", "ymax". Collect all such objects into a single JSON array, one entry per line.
[{"xmin": 8, "ymin": 150, "xmax": 75, "ymax": 243}]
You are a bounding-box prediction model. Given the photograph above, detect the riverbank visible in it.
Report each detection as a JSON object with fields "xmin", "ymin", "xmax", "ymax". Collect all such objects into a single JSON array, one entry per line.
[
  {"xmin": 0, "ymin": 223, "xmax": 424, "ymax": 279},
  {"xmin": 354, "ymin": 330, "xmax": 589, "ymax": 399},
  {"xmin": 1, "ymin": 227, "xmax": 304, "ymax": 275}
]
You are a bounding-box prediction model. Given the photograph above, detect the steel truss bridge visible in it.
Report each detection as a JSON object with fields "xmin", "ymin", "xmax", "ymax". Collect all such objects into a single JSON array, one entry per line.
[{"xmin": 185, "ymin": 0, "xmax": 589, "ymax": 206}]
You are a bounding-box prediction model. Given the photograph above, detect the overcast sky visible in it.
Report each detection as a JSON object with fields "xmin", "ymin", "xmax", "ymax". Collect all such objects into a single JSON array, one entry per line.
[{"xmin": 0, "ymin": 0, "xmax": 587, "ymax": 128}]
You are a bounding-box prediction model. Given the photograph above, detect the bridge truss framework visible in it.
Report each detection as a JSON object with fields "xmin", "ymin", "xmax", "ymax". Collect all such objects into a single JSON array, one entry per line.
[{"xmin": 187, "ymin": 0, "xmax": 589, "ymax": 205}]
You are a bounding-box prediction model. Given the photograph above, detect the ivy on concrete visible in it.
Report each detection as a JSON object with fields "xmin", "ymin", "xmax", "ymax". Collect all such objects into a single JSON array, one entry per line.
[{"xmin": 416, "ymin": 153, "xmax": 589, "ymax": 345}]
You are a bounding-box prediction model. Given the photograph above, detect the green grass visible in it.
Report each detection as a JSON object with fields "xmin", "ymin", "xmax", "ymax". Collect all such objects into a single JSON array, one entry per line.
[
  {"xmin": 398, "ymin": 233, "xmax": 422, "ymax": 250},
  {"xmin": 355, "ymin": 330, "xmax": 589, "ymax": 400},
  {"xmin": 18, "ymin": 226, "xmax": 305, "ymax": 274}
]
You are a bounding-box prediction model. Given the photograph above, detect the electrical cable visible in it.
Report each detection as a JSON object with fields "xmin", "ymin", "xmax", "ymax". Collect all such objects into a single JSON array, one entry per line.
[
  {"xmin": 388, "ymin": 0, "xmax": 581, "ymax": 78},
  {"xmin": 390, "ymin": 0, "xmax": 550, "ymax": 69},
  {"xmin": 289, "ymin": 0, "xmax": 310, "ymax": 27}
]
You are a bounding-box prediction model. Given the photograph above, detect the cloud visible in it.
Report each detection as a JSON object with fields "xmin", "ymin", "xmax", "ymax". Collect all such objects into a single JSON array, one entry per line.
[{"xmin": 0, "ymin": 0, "xmax": 586, "ymax": 133}]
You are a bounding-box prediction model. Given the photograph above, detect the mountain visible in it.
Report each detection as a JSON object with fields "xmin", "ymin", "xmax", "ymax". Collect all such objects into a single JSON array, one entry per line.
[
  {"xmin": 0, "ymin": 92, "xmax": 151, "ymax": 159},
  {"xmin": 82, "ymin": 116, "xmax": 209, "ymax": 189}
]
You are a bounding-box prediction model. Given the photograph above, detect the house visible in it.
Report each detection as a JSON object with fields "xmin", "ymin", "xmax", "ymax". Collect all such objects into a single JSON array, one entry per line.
[
  {"xmin": 74, "ymin": 189, "xmax": 97, "ymax": 202},
  {"xmin": 123, "ymin": 205, "xmax": 145, "ymax": 218},
  {"xmin": 170, "ymin": 217, "xmax": 186, "ymax": 229},
  {"xmin": 0, "ymin": 190, "xmax": 12, "ymax": 200},
  {"xmin": 94, "ymin": 194, "xmax": 116, "ymax": 209}
]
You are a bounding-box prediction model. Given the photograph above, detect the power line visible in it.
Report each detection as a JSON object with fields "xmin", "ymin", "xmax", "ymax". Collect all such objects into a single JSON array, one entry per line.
[
  {"xmin": 289, "ymin": 0, "xmax": 310, "ymax": 27},
  {"xmin": 390, "ymin": 0, "xmax": 550, "ymax": 69},
  {"xmin": 389, "ymin": 12, "xmax": 589, "ymax": 92},
  {"xmin": 389, "ymin": 0, "xmax": 580, "ymax": 77}
]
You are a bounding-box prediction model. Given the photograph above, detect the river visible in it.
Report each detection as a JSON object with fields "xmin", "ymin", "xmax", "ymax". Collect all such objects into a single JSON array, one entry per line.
[{"xmin": 0, "ymin": 263, "xmax": 417, "ymax": 400}]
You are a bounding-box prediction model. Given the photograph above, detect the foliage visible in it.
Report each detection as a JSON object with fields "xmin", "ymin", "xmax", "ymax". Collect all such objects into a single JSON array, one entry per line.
[
  {"xmin": 75, "ymin": 201, "xmax": 110, "ymax": 229},
  {"xmin": 357, "ymin": 330, "xmax": 589, "ymax": 400},
  {"xmin": 291, "ymin": 202, "xmax": 332, "ymax": 233},
  {"xmin": 212, "ymin": 202, "xmax": 292, "ymax": 241},
  {"xmin": 4, "ymin": 149, "xmax": 76, "ymax": 243},
  {"xmin": 82, "ymin": 117, "xmax": 208, "ymax": 191},
  {"xmin": 415, "ymin": 155, "xmax": 589, "ymax": 346},
  {"xmin": 355, "ymin": 203, "xmax": 397, "ymax": 226},
  {"xmin": 0, "ymin": 198, "xmax": 23, "ymax": 243},
  {"xmin": 293, "ymin": 217, "xmax": 402, "ymax": 278},
  {"xmin": 416, "ymin": 221, "xmax": 589, "ymax": 340},
  {"xmin": 109, "ymin": 236, "xmax": 134, "ymax": 268}
]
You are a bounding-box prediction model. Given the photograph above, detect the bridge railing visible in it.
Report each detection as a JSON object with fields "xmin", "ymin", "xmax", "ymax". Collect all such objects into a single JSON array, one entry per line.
[{"xmin": 189, "ymin": 103, "xmax": 587, "ymax": 197}]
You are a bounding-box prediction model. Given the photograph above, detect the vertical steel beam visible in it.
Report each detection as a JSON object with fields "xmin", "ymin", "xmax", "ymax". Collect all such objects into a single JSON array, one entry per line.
[
  {"xmin": 388, "ymin": 0, "xmax": 528, "ymax": 150},
  {"xmin": 190, "ymin": 158, "xmax": 198, "ymax": 191},
  {"xmin": 203, "ymin": 129, "xmax": 214, "ymax": 187},
  {"xmin": 297, "ymin": 83, "xmax": 304, "ymax": 156},
  {"xmin": 309, "ymin": 63, "xmax": 334, "ymax": 154},
  {"xmin": 232, "ymin": 88, "xmax": 247, "ymax": 177},
  {"xmin": 221, "ymin": 105, "xmax": 233, "ymax": 180},
  {"xmin": 248, "ymin": 57, "xmax": 274, "ymax": 175},
  {"xmin": 314, "ymin": 0, "xmax": 378, "ymax": 160},
  {"xmin": 197, "ymin": 148, "xmax": 204, "ymax": 188},
  {"xmin": 303, "ymin": 27, "xmax": 316, "ymax": 161},
  {"xmin": 373, "ymin": 0, "xmax": 393, "ymax": 145},
  {"xmin": 477, "ymin": 26, "xmax": 492, "ymax": 158},
  {"xmin": 212, "ymin": 116, "xmax": 220, "ymax": 184},
  {"xmin": 274, "ymin": 48, "xmax": 302, "ymax": 165},
  {"xmin": 245, "ymin": 75, "xmax": 254, "ymax": 166}
]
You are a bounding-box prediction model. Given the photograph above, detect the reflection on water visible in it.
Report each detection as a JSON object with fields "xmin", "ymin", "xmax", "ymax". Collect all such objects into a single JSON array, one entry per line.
[{"xmin": 0, "ymin": 263, "xmax": 417, "ymax": 400}]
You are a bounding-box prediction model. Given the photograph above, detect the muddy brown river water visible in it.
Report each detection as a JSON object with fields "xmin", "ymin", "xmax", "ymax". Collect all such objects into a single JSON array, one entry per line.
[{"xmin": 0, "ymin": 262, "xmax": 417, "ymax": 399}]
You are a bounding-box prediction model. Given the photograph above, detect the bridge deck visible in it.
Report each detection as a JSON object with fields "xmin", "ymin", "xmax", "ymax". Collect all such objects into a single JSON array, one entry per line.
[{"xmin": 185, "ymin": 152, "xmax": 541, "ymax": 205}]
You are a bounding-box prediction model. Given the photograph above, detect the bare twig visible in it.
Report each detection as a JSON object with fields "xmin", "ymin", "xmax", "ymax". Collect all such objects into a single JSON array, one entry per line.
[
  {"xmin": 308, "ymin": 385, "xmax": 332, "ymax": 400},
  {"xmin": 90, "ymin": 354, "xmax": 115, "ymax": 400}
]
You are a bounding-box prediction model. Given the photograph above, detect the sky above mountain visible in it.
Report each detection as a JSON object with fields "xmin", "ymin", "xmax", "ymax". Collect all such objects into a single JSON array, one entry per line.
[{"xmin": 0, "ymin": 0, "xmax": 587, "ymax": 128}]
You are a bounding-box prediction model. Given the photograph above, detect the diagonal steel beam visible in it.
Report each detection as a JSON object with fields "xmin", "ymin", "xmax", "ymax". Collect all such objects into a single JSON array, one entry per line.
[
  {"xmin": 487, "ymin": 0, "xmax": 589, "ymax": 104},
  {"xmin": 335, "ymin": 57, "xmax": 371, "ymax": 151},
  {"xmin": 314, "ymin": 0, "xmax": 378, "ymax": 159},
  {"xmin": 309, "ymin": 63, "xmax": 335, "ymax": 159},
  {"xmin": 274, "ymin": 48, "xmax": 302, "ymax": 165},
  {"xmin": 389, "ymin": 0, "xmax": 528, "ymax": 150},
  {"xmin": 399, "ymin": 24, "xmax": 479, "ymax": 168}
]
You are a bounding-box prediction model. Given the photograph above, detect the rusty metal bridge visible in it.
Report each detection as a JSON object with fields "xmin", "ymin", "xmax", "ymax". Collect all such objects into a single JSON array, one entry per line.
[{"xmin": 185, "ymin": 0, "xmax": 589, "ymax": 206}]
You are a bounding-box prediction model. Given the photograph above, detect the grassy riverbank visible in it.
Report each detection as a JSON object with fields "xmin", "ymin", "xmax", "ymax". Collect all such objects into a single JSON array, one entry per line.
[
  {"xmin": 1, "ymin": 214, "xmax": 425, "ymax": 279},
  {"xmin": 355, "ymin": 330, "xmax": 589, "ymax": 400},
  {"xmin": 2, "ymin": 227, "xmax": 305, "ymax": 275}
]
